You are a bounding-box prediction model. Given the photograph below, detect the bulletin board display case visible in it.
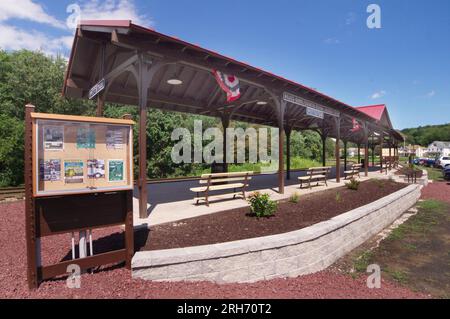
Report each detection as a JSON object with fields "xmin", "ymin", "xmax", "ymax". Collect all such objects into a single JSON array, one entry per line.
[{"xmin": 31, "ymin": 113, "xmax": 134, "ymax": 197}]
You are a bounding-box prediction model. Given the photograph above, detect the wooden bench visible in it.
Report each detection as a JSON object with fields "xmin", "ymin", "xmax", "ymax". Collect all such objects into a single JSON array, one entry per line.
[
  {"xmin": 344, "ymin": 163, "xmax": 362, "ymax": 179},
  {"xmin": 298, "ymin": 167, "xmax": 330, "ymax": 189},
  {"xmin": 190, "ymin": 171, "xmax": 253, "ymax": 206},
  {"xmin": 381, "ymin": 158, "xmax": 390, "ymax": 174}
]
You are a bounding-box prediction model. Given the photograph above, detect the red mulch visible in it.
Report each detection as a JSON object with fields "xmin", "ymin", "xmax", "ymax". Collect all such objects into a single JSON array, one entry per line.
[
  {"xmin": 0, "ymin": 195, "xmax": 427, "ymax": 299},
  {"xmin": 142, "ymin": 180, "xmax": 406, "ymax": 251},
  {"xmin": 420, "ymin": 181, "xmax": 450, "ymax": 203}
]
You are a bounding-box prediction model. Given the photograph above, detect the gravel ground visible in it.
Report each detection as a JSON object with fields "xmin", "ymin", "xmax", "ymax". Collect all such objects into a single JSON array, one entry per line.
[{"xmin": 0, "ymin": 200, "xmax": 427, "ymax": 299}]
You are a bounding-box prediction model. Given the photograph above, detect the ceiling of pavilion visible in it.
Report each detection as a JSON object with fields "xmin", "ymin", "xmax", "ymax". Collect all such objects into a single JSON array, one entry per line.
[{"xmin": 63, "ymin": 20, "xmax": 403, "ymax": 143}]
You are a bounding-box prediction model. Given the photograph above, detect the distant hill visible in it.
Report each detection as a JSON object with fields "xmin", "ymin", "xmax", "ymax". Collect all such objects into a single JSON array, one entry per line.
[{"xmin": 401, "ymin": 123, "xmax": 450, "ymax": 146}]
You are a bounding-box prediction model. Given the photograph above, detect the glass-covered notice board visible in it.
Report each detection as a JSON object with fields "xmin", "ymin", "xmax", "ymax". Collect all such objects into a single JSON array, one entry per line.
[{"xmin": 31, "ymin": 113, "xmax": 134, "ymax": 196}]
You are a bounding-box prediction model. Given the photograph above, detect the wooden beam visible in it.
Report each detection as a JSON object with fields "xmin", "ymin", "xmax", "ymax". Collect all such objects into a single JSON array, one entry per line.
[
  {"xmin": 335, "ymin": 116, "xmax": 341, "ymax": 183},
  {"xmin": 286, "ymin": 126, "xmax": 292, "ymax": 180},
  {"xmin": 278, "ymin": 100, "xmax": 286, "ymax": 194}
]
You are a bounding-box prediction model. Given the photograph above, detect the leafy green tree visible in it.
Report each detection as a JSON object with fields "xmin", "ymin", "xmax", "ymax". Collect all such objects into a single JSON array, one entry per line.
[
  {"xmin": 402, "ymin": 123, "xmax": 450, "ymax": 146},
  {"xmin": 0, "ymin": 114, "xmax": 24, "ymax": 186},
  {"xmin": 0, "ymin": 49, "xmax": 336, "ymax": 186}
]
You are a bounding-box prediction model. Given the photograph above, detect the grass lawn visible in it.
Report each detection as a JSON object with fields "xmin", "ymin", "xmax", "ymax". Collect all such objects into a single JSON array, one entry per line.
[
  {"xmin": 422, "ymin": 166, "xmax": 446, "ymax": 182},
  {"xmin": 190, "ymin": 156, "xmax": 328, "ymax": 176},
  {"xmin": 348, "ymin": 199, "xmax": 450, "ymax": 298}
]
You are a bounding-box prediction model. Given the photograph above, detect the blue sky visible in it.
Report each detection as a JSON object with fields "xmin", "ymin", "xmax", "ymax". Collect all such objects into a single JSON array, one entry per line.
[{"xmin": 0, "ymin": 0, "xmax": 449, "ymax": 129}]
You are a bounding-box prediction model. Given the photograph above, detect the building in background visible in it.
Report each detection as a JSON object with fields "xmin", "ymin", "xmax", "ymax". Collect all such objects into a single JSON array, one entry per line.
[{"xmin": 427, "ymin": 141, "xmax": 450, "ymax": 157}]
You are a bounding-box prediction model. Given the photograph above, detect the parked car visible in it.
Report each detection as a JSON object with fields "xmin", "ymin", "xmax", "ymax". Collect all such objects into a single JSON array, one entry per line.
[
  {"xmin": 435, "ymin": 156, "xmax": 450, "ymax": 169},
  {"xmin": 425, "ymin": 158, "xmax": 436, "ymax": 167},
  {"xmin": 415, "ymin": 158, "xmax": 428, "ymax": 165},
  {"xmin": 444, "ymin": 166, "xmax": 450, "ymax": 180}
]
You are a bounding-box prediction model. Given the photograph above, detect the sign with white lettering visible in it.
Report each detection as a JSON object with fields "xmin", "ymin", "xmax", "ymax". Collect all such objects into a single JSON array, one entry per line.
[
  {"xmin": 306, "ymin": 107, "xmax": 324, "ymax": 119},
  {"xmin": 89, "ymin": 78, "xmax": 106, "ymax": 100},
  {"xmin": 282, "ymin": 92, "xmax": 339, "ymax": 117}
]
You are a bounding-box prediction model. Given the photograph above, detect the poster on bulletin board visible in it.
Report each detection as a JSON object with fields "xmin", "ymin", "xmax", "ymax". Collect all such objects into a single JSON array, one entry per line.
[{"xmin": 31, "ymin": 113, "xmax": 134, "ymax": 197}]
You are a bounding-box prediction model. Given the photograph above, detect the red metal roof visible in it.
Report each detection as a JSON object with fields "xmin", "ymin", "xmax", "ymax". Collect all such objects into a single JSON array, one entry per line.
[
  {"xmin": 70, "ymin": 20, "xmax": 403, "ymax": 141},
  {"xmin": 76, "ymin": 20, "xmax": 366, "ymax": 117},
  {"xmin": 355, "ymin": 104, "xmax": 386, "ymax": 121}
]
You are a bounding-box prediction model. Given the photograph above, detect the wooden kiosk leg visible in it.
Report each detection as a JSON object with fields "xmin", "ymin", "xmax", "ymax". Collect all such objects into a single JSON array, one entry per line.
[{"xmin": 24, "ymin": 104, "xmax": 39, "ymax": 289}]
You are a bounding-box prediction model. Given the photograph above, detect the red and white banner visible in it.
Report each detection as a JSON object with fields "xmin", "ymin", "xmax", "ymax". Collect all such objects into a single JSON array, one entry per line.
[
  {"xmin": 213, "ymin": 70, "xmax": 241, "ymax": 102},
  {"xmin": 350, "ymin": 118, "xmax": 362, "ymax": 132}
]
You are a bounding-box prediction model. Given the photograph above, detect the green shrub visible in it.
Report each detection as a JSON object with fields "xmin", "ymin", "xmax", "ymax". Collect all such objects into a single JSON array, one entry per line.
[
  {"xmin": 248, "ymin": 192, "xmax": 277, "ymax": 218},
  {"xmin": 373, "ymin": 178, "xmax": 385, "ymax": 188},
  {"xmin": 345, "ymin": 178, "xmax": 360, "ymax": 190},
  {"xmin": 335, "ymin": 192, "xmax": 342, "ymax": 203},
  {"xmin": 289, "ymin": 192, "xmax": 300, "ymax": 203}
]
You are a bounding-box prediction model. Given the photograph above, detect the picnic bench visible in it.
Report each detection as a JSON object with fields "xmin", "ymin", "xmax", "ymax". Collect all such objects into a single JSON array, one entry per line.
[
  {"xmin": 298, "ymin": 167, "xmax": 331, "ymax": 189},
  {"xmin": 344, "ymin": 163, "xmax": 363, "ymax": 179},
  {"xmin": 190, "ymin": 171, "xmax": 253, "ymax": 206}
]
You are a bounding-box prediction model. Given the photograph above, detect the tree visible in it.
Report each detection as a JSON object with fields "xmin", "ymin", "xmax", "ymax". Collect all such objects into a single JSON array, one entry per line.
[{"xmin": 0, "ymin": 114, "xmax": 24, "ymax": 186}]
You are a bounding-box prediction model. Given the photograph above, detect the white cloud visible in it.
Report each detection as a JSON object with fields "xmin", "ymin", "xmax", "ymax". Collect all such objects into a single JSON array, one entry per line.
[
  {"xmin": 76, "ymin": 0, "xmax": 152, "ymax": 27},
  {"xmin": 426, "ymin": 90, "xmax": 436, "ymax": 97},
  {"xmin": 0, "ymin": 0, "xmax": 152, "ymax": 57},
  {"xmin": 0, "ymin": 0, "xmax": 66, "ymax": 29},
  {"xmin": 371, "ymin": 90, "xmax": 387, "ymax": 99},
  {"xmin": 323, "ymin": 37, "xmax": 340, "ymax": 45},
  {"xmin": 0, "ymin": 24, "xmax": 72, "ymax": 57}
]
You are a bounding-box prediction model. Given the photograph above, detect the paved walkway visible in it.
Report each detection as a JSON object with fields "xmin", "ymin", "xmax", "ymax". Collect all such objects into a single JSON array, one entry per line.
[{"xmin": 133, "ymin": 166, "xmax": 392, "ymax": 227}]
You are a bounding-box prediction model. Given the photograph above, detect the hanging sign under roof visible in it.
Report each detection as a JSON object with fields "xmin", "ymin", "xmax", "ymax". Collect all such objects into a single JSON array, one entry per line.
[
  {"xmin": 282, "ymin": 92, "xmax": 340, "ymax": 118},
  {"xmin": 306, "ymin": 107, "xmax": 324, "ymax": 119},
  {"xmin": 89, "ymin": 78, "xmax": 107, "ymax": 100}
]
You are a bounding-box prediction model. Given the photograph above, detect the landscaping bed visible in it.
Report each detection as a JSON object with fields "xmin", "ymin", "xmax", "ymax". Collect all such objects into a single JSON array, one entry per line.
[
  {"xmin": 140, "ymin": 179, "xmax": 407, "ymax": 251},
  {"xmin": 395, "ymin": 167, "xmax": 424, "ymax": 178}
]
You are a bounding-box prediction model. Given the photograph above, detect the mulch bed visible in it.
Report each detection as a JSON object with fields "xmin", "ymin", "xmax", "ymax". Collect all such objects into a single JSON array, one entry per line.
[{"xmin": 141, "ymin": 179, "xmax": 407, "ymax": 251}]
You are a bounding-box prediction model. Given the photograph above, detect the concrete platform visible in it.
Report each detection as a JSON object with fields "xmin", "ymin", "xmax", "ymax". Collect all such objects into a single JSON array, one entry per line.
[{"xmin": 133, "ymin": 167, "xmax": 396, "ymax": 228}]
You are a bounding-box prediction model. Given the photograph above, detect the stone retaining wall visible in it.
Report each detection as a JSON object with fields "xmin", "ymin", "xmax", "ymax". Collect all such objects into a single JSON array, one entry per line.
[{"xmin": 132, "ymin": 184, "xmax": 422, "ymax": 284}]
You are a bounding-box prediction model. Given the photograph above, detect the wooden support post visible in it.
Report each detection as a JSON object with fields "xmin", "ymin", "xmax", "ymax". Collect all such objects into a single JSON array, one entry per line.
[
  {"xmin": 380, "ymin": 132, "xmax": 384, "ymax": 173},
  {"xmin": 371, "ymin": 135, "xmax": 375, "ymax": 167},
  {"xmin": 321, "ymin": 133, "xmax": 327, "ymax": 167},
  {"xmin": 96, "ymin": 43, "xmax": 106, "ymax": 117},
  {"xmin": 357, "ymin": 143, "xmax": 361, "ymax": 164},
  {"xmin": 221, "ymin": 114, "xmax": 230, "ymax": 173},
  {"xmin": 389, "ymin": 138, "xmax": 392, "ymax": 170},
  {"xmin": 335, "ymin": 116, "xmax": 341, "ymax": 183},
  {"xmin": 96, "ymin": 93, "xmax": 105, "ymax": 117},
  {"xmin": 137, "ymin": 54, "xmax": 150, "ymax": 219},
  {"xmin": 364, "ymin": 124, "xmax": 369, "ymax": 177},
  {"xmin": 134, "ymin": 57, "xmax": 166, "ymax": 219},
  {"xmin": 124, "ymin": 191, "xmax": 134, "ymax": 269},
  {"xmin": 278, "ymin": 100, "xmax": 286, "ymax": 194},
  {"xmin": 344, "ymin": 140, "xmax": 348, "ymax": 171},
  {"xmin": 24, "ymin": 104, "xmax": 38, "ymax": 289},
  {"xmin": 286, "ymin": 127, "xmax": 292, "ymax": 180}
]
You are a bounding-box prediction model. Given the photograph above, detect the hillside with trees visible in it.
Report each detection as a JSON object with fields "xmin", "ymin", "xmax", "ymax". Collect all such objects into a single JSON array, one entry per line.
[
  {"xmin": 0, "ymin": 50, "xmax": 336, "ymax": 187},
  {"xmin": 401, "ymin": 123, "xmax": 450, "ymax": 146}
]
